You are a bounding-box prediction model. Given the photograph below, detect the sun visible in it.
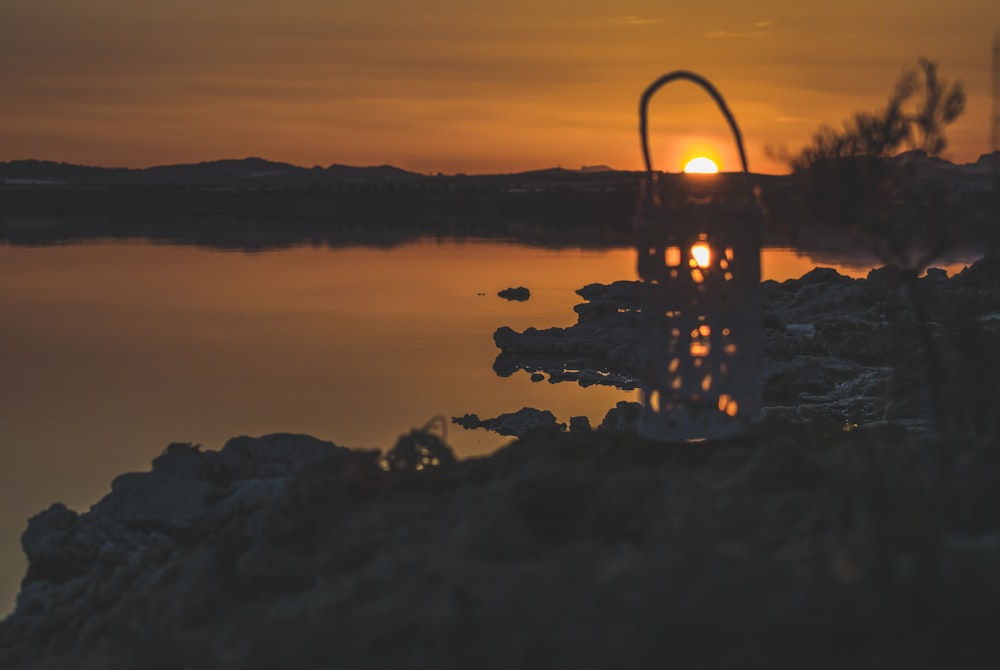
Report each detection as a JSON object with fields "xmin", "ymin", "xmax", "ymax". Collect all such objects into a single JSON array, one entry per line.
[{"xmin": 683, "ymin": 156, "xmax": 719, "ymax": 174}]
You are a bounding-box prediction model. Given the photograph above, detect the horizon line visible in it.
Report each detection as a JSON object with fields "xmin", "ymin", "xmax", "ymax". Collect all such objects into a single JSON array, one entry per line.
[{"xmin": 3, "ymin": 149, "xmax": 999, "ymax": 180}]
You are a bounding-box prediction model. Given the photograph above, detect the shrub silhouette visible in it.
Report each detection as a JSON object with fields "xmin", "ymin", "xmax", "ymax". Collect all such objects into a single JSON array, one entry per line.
[
  {"xmin": 778, "ymin": 59, "xmax": 986, "ymax": 444},
  {"xmin": 777, "ymin": 58, "xmax": 966, "ymax": 272}
]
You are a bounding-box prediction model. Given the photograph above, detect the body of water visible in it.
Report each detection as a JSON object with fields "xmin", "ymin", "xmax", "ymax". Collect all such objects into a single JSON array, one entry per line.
[{"xmin": 0, "ymin": 237, "xmax": 981, "ymax": 615}]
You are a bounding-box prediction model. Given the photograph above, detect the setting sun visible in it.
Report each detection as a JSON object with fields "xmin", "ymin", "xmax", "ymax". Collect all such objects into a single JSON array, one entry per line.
[{"xmin": 683, "ymin": 157, "xmax": 719, "ymax": 174}]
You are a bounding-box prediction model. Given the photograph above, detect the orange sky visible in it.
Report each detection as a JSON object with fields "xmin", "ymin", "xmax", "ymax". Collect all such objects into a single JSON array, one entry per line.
[{"xmin": 1, "ymin": 1, "xmax": 997, "ymax": 174}]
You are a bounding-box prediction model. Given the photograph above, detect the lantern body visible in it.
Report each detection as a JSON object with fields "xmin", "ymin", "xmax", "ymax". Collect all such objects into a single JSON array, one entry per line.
[{"xmin": 634, "ymin": 176, "xmax": 762, "ymax": 441}]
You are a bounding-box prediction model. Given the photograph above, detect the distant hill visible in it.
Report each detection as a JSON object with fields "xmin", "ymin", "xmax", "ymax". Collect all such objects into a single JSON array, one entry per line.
[
  {"xmin": 894, "ymin": 149, "xmax": 998, "ymax": 175},
  {"xmin": 0, "ymin": 158, "xmax": 650, "ymax": 192},
  {"xmin": 0, "ymin": 152, "xmax": 995, "ymax": 190},
  {"xmin": 0, "ymin": 158, "xmax": 426, "ymax": 188}
]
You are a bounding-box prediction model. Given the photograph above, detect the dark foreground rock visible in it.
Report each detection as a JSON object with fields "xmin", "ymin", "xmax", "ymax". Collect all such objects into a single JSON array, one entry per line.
[
  {"xmin": 17, "ymin": 434, "xmax": 348, "ymax": 586},
  {"xmin": 3, "ymin": 426, "xmax": 1000, "ymax": 669}
]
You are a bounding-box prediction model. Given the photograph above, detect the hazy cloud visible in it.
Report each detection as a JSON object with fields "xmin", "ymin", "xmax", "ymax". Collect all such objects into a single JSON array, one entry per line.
[
  {"xmin": 0, "ymin": 0, "xmax": 992, "ymax": 172},
  {"xmin": 611, "ymin": 16, "xmax": 664, "ymax": 26},
  {"xmin": 776, "ymin": 116, "xmax": 823, "ymax": 124},
  {"xmin": 705, "ymin": 30, "xmax": 769, "ymax": 38}
]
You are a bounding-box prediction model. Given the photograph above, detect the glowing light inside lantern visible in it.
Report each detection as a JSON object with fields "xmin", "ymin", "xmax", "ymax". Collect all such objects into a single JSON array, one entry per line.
[
  {"xmin": 666, "ymin": 246, "xmax": 682, "ymax": 267},
  {"xmin": 690, "ymin": 341, "xmax": 710, "ymax": 357},
  {"xmin": 717, "ymin": 394, "xmax": 739, "ymax": 417},
  {"xmin": 691, "ymin": 244, "xmax": 711, "ymax": 268}
]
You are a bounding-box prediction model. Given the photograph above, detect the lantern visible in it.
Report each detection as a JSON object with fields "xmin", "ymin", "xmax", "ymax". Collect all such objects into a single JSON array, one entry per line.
[{"xmin": 633, "ymin": 71, "xmax": 763, "ymax": 442}]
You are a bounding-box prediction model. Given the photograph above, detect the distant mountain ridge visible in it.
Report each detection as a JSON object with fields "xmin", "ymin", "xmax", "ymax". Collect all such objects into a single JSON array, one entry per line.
[
  {"xmin": 0, "ymin": 158, "xmax": 425, "ymax": 187},
  {"xmin": 0, "ymin": 152, "xmax": 996, "ymax": 188},
  {"xmin": 895, "ymin": 149, "xmax": 998, "ymax": 176}
]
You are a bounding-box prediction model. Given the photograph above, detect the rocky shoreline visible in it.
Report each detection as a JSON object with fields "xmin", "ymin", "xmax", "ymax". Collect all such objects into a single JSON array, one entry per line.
[
  {"xmin": 3, "ymin": 259, "xmax": 1000, "ymax": 668},
  {"xmin": 487, "ymin": 258, "xmax": 1000, "ymax": 431}
]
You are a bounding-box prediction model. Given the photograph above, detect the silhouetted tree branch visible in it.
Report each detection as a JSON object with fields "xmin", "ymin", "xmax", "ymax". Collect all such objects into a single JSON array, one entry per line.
[
  {"xmin": 780, "ymin": 59, "xmax": 973, "ymax": 444},
  {"xmin": 777, "ymin": 58, "xmax": 965, "ymax": 273},
  {"xmin": 788, "ymin": 58, "xmax": 964, "ymax": 171}
]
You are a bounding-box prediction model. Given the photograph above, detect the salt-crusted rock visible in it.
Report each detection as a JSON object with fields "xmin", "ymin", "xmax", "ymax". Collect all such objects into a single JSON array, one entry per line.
[
  {"xmin": 90, "ymin": 472, "xmax": 222, "ymax": 536},
  {"xmin": 778, "ymin": 279, "xmax": 871, "ymax": 324},
  {"xmin": 20, "ymin": 504, "xmax": 163, "ymax": 583},
  {"xmin": 212, "ymin": 433, "xmax": 345, "ymax": 481},
  {"xmin": 783, "ymin": 266, "xmax": 855, "ymax": 291},
  {"xmin": 572, "ymin": 298, "xmax": 619, "ymax": 322},
  {"xmin": 762, "ymin": 310, "xmax": 786, "ymax": 331},
  {"xmin": 85, "ymin": 433, "xmax": 346, "ymax": 539},
  {"xmin": 812, "ymin": 317, "xmax": 899, "ymax": 364},
  {"xmin": 598, "ymin": 401, "xmax": 642, "ymax": 432},
  {"xmin": 12, "ymin": 433, "xmax": 347, "ymax": 620},
  {"xmin": 498, "ymin": 286, "xmax": 530, "ymax": 301},
  {"xmin": 151, "ymin": 441, "xmax": 209, "ymax": 478},
  {"xmin": 452, "ymin": 408, "xmax": 566, "ymax": 436},
  {"xmin": 575, "ymin": 280, "xmax": 640, "ymax": 305},
  {"xmin": 489, "ymin": 257, "xmax": 1000, "ymax": 428}
]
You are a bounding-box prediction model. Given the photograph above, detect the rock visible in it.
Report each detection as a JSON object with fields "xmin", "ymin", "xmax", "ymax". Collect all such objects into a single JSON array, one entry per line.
[
  {"xmin": 201, "ymin": 478, "xmax": 291, "ymax": 525},
  {"xmin": 867, "ymin": 264, "xmax": 909, "ymax": 283},
  {"xmin": 12, "ymin": 432, "xmax": 348, "ymax": 622},
  {"xmin": 575, "ymin": 282, "xmax": 610, "ymax": 300},
  {"xmin": 598, "ymin": 401, "xmax": 642, "ymax": 432},
  {"xmin": 21, "ymin": 503, "xmax": 174, "ymax": 586},
  {"xmin": 451, "ymin": 407, "xmax": 566, "ymax": 436},
  {"xmin": 925, "ymin": 267, "xmax": 948, "ymax": 281},
  {"xmin": 5, "ymin": 424, "xmax": 1000, "ymax": 668},
  {"xmin": 781, "ymin": 266, "xmax": 853, "ymax": 292},
  {"xmin": 780, "ymin": 280, "xmax": 871, "ymax": 323},
  {"xmin": 953, "ymin": 256, "xmax": 1000, "ymax": 287},
  {"xmin": 812, "ymin": 317, "xmax": 898, "ymax": 365},
  {"xmin": 546, "ymin": 368, "xmax": 635, "ymax": 389},
  {"xmin": 762, "ymin": 311, "xmax": 786, "ymax": 331},
  {"xmin": 493, "ymin": 325, "xmax": 569, "ymax": 354},
  {"xmin": 84, "ymin": 433, "xmax": 347, "ymax": 540},
  {"xmin": 452, "ymin": 413, "xmax": 482, "ymax": 429},
  {"xmin": 882, "ymin": 350, "xmax": 934, "ymax": 420},
  {"xmin": 90, "ymin": 472, "xmax": 222, "ymax": 536},
  {"xmin": 489, "ymin": 257, "xmax": 1000, "ymax": 427},
  {"xmin": 151, "ymin": 441, "xmax": 209, "ymax": 479},
  {"xmin": 530, "ymin": 372, "xmax": 545, "ymax": 382},
  {"xmin": 212, "ymin": 433, "xmax": 346, "ymax": 482},
  {"xmin": 569, "ymin": 416, "xmax": 592, "ymax": 432},
  {"xmin": 498, "ymin": 286, "xmax": 530, "ymax": 301},
  {"xmin": 21, "ymin": 504, "xmax": 104, "ymax": 581},
  {"xmin": 575, "ymin": 280, "xmax": 640, "ymax": 304},
  {"xmin": 573, "ymin": 299, "xmax": 620, "ymax": 322},
  {"xmin": 762, "ymin": 328, "xmax": 818, "ymax": 361}
]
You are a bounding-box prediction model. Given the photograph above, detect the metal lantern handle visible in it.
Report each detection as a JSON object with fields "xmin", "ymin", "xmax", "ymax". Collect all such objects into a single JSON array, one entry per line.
[{"xmin": 638, "ymin": 70, "xmax": 750, "ymax": 178}]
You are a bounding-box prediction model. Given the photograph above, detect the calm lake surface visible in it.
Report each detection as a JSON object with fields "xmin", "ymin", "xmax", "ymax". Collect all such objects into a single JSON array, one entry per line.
[{"xmin": 0, "ymin": 237, "xmax": 980, "ymax": 615}]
